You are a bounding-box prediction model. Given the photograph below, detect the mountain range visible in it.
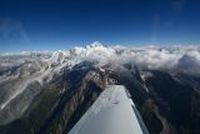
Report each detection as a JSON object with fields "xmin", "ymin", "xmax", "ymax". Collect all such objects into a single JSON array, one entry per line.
[{"xmin": 0, "ymin": 42, "xmax": 200, "ymax": 134}]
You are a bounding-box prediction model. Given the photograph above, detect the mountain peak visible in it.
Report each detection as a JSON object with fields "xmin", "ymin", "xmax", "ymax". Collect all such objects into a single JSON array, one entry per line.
[{"xmin": 91, "ymin": 41, "xmax": 103, "ymax": 46}]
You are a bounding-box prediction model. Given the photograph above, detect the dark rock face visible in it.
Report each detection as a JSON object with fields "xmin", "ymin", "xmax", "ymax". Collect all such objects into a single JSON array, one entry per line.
[
  {"xmin": 143, "ymin": 71, "xmax": 195, "ymax": 134},
  {"xmin": 0, "ymin": 62, "xmax": 107, "ymax": 134},
  {"xmin": 0, "ymin": 60, "xmax": 199, "ymax": 134}
]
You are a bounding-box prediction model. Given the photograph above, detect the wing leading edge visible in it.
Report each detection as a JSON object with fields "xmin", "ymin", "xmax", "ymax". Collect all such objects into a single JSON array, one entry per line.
[{"xmin": 69, "ymin": 85, "xmax": 149, "ymax": 134}]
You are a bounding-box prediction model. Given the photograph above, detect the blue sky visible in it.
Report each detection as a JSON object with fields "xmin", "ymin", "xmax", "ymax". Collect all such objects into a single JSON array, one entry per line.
[{"xmin": 0, "ymin": 0, "xmax": 200, "ymax": 52}]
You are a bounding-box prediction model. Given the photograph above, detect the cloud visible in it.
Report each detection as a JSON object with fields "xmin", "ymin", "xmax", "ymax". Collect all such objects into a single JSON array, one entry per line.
[
  {"xmin": 70, "ymin": 43, "xmax": 200, "ymax": 75},
  {"xmin": 1, "ymin": 42, "xmax": 200, "ymax": 76},
  {"xmin": 0, "ymin": 18, "xmax": 31, "ymax": 46}
]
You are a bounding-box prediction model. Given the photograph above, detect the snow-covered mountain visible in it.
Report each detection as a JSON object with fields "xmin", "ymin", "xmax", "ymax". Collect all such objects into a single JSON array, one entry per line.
[{"xmin": 0, "ymin": 42, "xmax": 200, "ymax": 134}]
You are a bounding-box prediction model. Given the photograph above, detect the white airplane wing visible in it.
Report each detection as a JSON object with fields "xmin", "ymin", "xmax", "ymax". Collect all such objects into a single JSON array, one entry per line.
[{"xmin": 69, "ymin": 85, "xmax": 149, "ymax": 134}]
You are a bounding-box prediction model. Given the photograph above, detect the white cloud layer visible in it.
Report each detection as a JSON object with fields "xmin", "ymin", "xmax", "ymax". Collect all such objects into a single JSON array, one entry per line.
[
  {"xmin": 69, "ymin": 42, "xmax": 200, "ymax": 75},
  {"xmin": 1, "ymin": 42, "xmax": 200, "ymax": 76}
]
